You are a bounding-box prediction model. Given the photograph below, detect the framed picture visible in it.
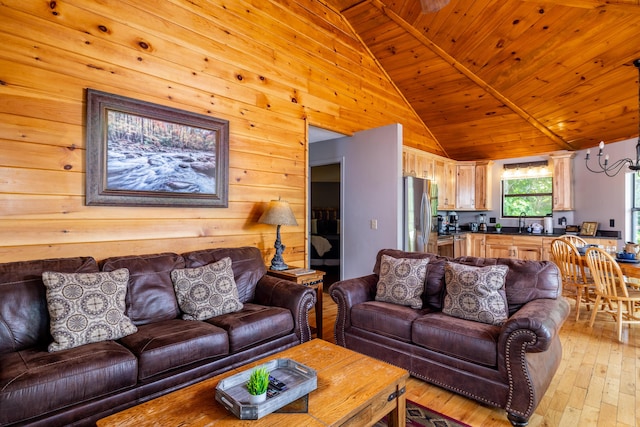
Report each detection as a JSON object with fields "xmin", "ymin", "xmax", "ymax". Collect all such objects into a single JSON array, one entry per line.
[
  {"xmin": 85, "ymin": 89, "xmax": 229, "ymax": 207},
  {"xmin": 579, "ymin": 221, "xmax": 598, "ymax": 236}
]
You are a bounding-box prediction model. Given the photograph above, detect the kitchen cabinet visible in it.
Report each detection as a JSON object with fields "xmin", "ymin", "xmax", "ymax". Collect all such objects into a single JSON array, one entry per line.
[
  {"xmin": 435, "ymin": 159, "xmax": 456, "ymax": 210},
  {"xmin": 454, "ymin": 234, "xmax": 467, "ymax": 257},
  {"xmin": 485, "ymin": 235, "xmax": 543, "ymax": 260},
  {"xmin": 455, "ymin": 161, "xmax": 493, "ymax": 211},
  {"xmin": 467, "ymin": 233, "xmax": 486, "ymax": 257},
  {"xmin": 455, "ymin": 163, "xmax": 475, "ymax": 210},
  {"xmin": 474, "ymin": 161, "xmax": 493, "ymax": 210},
  {"xmin": 403, "ymin": 147, "xmax": 434, "ymax": 180},
  {"xmin": 550, "ymin": 151, "xmax": 575, "ymax": 211}
]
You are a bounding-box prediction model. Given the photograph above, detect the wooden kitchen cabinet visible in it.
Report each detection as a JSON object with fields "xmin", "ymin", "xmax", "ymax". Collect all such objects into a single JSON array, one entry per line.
[
  {"xmin": 435, "ymin": 159, "xmax": 456, "ymax": 210},
  {"xmin": 403, "ymin": 147, "xmax": 434, "ymax": 180},
  {"xmin": 485, "ymin": 235, "xmax": 542, "ymax": 260},
  {"xmin": 550, "ymin": 151, "xmax": 575, "ymax": 211},
  {"xmin": 455, "ymin": 161, "xmax": 493, "ymax": 211},
  {"xmin": 454, "ymin": 234, "xmax": 467, "ymax": 257},
  {"xmin": 456, "ymin": 163, "xmax": 475, "ymax": 210},
  {"xmin": 467, "ymin": 233, "xmax": 486, "ymax": 257},
  {"xmin": 474, "ymin": 161, "xmax": 493, "ymax": 210}
]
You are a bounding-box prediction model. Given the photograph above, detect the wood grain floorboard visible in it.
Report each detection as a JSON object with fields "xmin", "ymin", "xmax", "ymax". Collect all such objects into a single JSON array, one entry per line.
[{"xmin": 312, "ymin": 290, "xmax": 640, "ymax": 427}]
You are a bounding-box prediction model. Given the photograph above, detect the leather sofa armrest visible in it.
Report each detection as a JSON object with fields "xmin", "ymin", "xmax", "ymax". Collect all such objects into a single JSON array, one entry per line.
[
  {"xmin": 499, "ymin": 297, "xmax": 570, "ymax": 354},
  {"xmin": 329, "ymin": 274, "xmax": 378, "ymax": 346},
  {"xmin": 497, "ymin": 297, "xmax": 570, "ymax": 422},
  {"xmin": 253, "ymin": 274, "xmax": 317, "ymax": 343}
]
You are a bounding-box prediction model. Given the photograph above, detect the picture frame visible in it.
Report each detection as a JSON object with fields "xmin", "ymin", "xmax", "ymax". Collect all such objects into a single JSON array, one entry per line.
[
  {"xmin": 579, "ymin": 221, "xmax": 598, "ymax": 237},
  {"xmin": 85, "ymin": 89, "xmax": 229, "ymax": 207}
]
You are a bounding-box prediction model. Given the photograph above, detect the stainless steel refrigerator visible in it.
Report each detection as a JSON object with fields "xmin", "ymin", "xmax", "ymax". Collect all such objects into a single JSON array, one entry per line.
[{"xmin": 403, "ymin": 176, "xmax": 438, "ymax": 253}]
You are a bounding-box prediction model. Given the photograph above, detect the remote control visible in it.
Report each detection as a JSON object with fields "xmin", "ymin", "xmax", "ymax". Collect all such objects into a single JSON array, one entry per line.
[
  {"xmin": 266, "ymin": 385, "xmax": 280, "ymax": 398},
  {"xmin": 269, "ymin": 375, "xmax": 287, "ymax": 391}
]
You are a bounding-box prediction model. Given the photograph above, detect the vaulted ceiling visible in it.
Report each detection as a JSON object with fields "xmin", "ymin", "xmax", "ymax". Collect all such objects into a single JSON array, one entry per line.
[{"xmin": 325, "ymin": 0, "xmax": 640, "ymax": 161}]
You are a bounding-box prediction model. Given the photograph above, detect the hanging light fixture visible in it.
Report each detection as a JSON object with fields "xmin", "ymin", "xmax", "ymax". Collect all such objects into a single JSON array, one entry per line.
[{"xmin": 585, "ymin": 59, "xmax": 640, "ymax": 177}]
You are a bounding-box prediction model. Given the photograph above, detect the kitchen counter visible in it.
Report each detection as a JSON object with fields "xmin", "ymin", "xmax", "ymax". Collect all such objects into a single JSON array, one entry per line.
[{"xmin": 440, "ymin": 229, "xmax": 621, "ymax": 240}]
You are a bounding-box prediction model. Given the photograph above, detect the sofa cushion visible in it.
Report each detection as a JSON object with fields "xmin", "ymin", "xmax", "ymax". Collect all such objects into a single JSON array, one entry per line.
[
  {"xmin": 117, "ymin": 318, "xmax": 229, "ymax": 381},
  {"xmin": 0, "ymin": 340, "xmax": 137, "ymax": 426},
  {"xmin": 351, "ymin": 301, "xmax": 425, "ymax": 343},
  {"xmin": 101, "ymin": 253, "xmax": 184, "ymax": 325},
  {"xmin": 171, "ymin": 257, "xmax": 243, "ymax": 321},
  {"xmin": 372, "ymin": 249, "xmax": 447, "ymax": 310},
  {"xmin": 375, "ymin": 255, "xmax": 429, "ymax": 309},
  {"xmin": 0, "ymin": 257, "xmax": 99, "ymax": 355},
  {"xmin": 182, "ymin": 247, "xmax": 267, "ymax": 303},
  {"xmin": 443, "ymin": 262, "xmax": 509, "ymax": 326},
  {"xmin": 42, "ymin": 268, "xmax": 138, "ymax": 351},
  {"xmin": 412, "ymin": 312, "xmax": 500, "ymax": 367},
  {"xmin": 206, "ymin": 303, "xmax": 293, "ymax": 352}
]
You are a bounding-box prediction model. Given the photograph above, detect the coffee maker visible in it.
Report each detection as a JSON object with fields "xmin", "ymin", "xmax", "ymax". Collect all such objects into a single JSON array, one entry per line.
[
  {"xmin": 447, "ymin": 211, "xmax": 459, "ymax": 232},
  {"xmin": 478, "ymin": 214, "xmax": 487, "ymax": 232}
]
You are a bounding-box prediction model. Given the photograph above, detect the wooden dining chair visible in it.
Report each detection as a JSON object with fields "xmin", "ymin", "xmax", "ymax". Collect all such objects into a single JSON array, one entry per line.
[
  {"xmin": 550, "ymin": 238, "xmax": 594, "ymax": 321},
  {"xmin": 584, "ymin": 247, "xmax": 640, "ymax": 342},
  {"xmin": 558, "ymin": 234, "xmax": 588, "ymax": 248}
]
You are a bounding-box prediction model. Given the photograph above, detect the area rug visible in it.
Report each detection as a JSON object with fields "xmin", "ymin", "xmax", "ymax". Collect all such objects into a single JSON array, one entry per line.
[{"xmin": 374, "ymin": 399, "xmax": 471, "ymax": 427}]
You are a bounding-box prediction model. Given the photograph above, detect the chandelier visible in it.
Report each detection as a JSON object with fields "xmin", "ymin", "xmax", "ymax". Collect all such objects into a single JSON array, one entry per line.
[{"xmin": 585, "ymin": 59, "xmax": 640, "ymax": 177}]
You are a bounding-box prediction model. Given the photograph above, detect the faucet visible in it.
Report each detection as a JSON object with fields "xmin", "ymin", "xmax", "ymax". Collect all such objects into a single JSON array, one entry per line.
[{"xmin": 518, "ymin": 212, "xmax": 526, "ymax": 233}]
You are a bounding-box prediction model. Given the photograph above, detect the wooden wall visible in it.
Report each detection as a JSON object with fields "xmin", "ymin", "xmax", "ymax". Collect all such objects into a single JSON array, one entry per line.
[{"xmin": 0, "ymin": 0, "xmax": 441, "ymax": 264}]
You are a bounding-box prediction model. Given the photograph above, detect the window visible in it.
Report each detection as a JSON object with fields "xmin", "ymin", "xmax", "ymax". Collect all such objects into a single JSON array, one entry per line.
[
  {"xmin": 632, "ymin": 174, "xmax": 640, "ymax": 242},
  {"xmin": 502, "ymin": 166, "xmax": 553, "ymax": 217}
]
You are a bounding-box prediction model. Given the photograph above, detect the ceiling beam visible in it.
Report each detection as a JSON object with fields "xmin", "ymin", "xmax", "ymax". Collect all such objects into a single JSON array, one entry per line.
[
  {"xmin": 368, "ymin": 0, "xmax": 577, "ymax": 151},
  {"xmin": 519, "ymin": 0, "xmax": 640, "ymax": 12}
]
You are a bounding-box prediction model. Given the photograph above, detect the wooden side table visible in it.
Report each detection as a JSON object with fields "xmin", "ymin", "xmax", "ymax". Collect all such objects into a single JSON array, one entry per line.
[{"xmin": 266, "ymin": 268, "xmax": 325, "ymax": 338}]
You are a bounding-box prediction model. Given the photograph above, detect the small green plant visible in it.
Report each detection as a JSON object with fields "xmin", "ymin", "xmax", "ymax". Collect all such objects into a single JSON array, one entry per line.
[
  {"xmin": 246, "ymin": 367, "xmax": 270, "ymax": 396},
  {"xmin": 495, "ymin": 223, "xmax": 502, "ymax": 229}
]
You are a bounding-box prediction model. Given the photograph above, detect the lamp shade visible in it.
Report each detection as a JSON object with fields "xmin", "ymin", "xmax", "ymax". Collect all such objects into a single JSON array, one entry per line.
[{"xmin": 258, "ymin": 200, "xmax": 298, "ymax": 226}]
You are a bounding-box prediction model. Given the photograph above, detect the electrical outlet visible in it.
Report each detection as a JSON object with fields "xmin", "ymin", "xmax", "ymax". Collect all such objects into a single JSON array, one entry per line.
[
  {"xmin": 370, "ymin": 219, "xmax": 378, "ymax": 230},
  {"xmin": 489, "ymin": 217, "xmax": 496, "ymax": 224},
  {"xmin": 610, "ymin": 219, "xmax": 615, "ymax": 227}
]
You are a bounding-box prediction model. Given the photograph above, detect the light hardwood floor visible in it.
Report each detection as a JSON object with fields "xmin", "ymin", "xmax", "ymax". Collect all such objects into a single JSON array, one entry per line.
[{"xmin": 315, "ymin": 291, "xmax": 639, "ymax": 427}]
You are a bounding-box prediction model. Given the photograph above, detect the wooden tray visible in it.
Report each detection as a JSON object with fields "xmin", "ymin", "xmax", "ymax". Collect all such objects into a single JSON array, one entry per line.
[{"xmin": 215, "ymin": 358, "xmax": 317, "ymax": 420}]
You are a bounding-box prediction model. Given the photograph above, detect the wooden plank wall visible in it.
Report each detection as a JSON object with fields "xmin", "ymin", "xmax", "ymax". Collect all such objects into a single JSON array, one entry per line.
[{"xmin": 0, "ymin": 0, "xmax": 441, "ymax": 264}]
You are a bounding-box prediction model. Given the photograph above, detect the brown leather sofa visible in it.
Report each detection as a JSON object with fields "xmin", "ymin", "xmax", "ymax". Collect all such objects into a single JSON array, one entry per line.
[
  {"xmin": 329, "ymin": 249, "xmax": 570, "ymax": 426},
  {"xmin": 0, "ymin": 247, "xmax": 315, "ymax": 427}
]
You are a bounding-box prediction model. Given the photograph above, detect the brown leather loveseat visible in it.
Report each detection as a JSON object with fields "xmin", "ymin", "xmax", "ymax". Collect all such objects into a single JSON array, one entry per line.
[
  {"xmin": 0, "ymin": 247, "xmax": 315, "ymax": 426},
  {"xmin": 330, "ymin": 249, "xmax": 569, "ymax": 426}
]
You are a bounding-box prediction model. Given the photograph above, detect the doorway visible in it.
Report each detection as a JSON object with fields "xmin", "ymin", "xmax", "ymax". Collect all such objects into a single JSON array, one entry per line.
[{"xmin": 310, "ymin": 163, "xmax": 342, "ymax": 287}]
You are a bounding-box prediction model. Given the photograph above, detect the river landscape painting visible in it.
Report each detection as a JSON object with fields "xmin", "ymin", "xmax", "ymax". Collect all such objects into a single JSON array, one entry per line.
[{"xmin": 86, "ymin": 89, "xmax": 229, "ymax": 207}]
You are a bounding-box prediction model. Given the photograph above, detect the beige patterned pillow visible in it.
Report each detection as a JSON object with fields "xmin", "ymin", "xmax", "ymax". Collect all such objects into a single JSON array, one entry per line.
[
  {"xmin": 443, "ymin": 262, "xmax": 509, "ymax": 326},
  {"xmin": 43, "ymin": 268, "xmax": 137, "ymax": 352},
  {"xmin": 375, "ymin": 255, "xmax": 429, "ymax": 309},
  {"xmin": 171, "ymin": 257, "xmax": 243, "ymax": 321}
]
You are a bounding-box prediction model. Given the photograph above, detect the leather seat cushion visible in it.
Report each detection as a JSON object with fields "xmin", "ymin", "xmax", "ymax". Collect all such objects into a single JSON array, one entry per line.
[
  {"xmin": 0, "ymin": 340, "xmax": 137, "ymax": 426},
  {"xmin": 412, "ymin": 312, "xmax": 500, "ymax": 367},
  {"xmin": 351, "ymin": 301, "xmax": 426, "ymax": 342},
  {"xmin": 206, "ymin": 303, "xmax": 293, "ymax": 352},
  {"xmin": 118, "ymin": 319, "xmax": 228, "ymax": 380}
]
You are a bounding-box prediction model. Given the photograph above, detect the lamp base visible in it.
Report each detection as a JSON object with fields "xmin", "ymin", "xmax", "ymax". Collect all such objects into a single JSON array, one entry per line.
[{"xmin": 269, "ymin": 261, "xmax": 289, "ymax": 271}]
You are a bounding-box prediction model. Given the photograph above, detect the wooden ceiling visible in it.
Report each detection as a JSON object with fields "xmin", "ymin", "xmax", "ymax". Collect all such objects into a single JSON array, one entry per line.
[{"xmin": 325, "ymin": 0, "xmax": 640, "ymax": 160}]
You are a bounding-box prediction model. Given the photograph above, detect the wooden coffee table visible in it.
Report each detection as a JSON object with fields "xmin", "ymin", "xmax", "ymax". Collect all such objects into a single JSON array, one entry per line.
[{"xmin": 97, "ymin": 339, "xmax": 408, "ymax": 426}]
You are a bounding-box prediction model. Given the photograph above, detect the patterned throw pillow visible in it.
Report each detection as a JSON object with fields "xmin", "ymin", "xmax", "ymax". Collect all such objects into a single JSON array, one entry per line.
[
  {"xmin": 171, "ymin": 257, "xmax": 243, "ymax": 321},
  {"xmin": 443, "ymin": 262, "xmax": 509, "ymax": 326},
  {"xmin": 42, "ymin": 268, "xmax": 137, "ymax": 352},
  {"xmin": 375, "ymin": 255, "xmax": 429, "ymax": 309}
]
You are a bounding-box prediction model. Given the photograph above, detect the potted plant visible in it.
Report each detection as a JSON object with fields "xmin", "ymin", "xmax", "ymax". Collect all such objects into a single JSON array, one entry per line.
[
  {"xmin": 246, "ymin": 366, "xmax": 270, "ymax": 404},
  {"xmin": 495, "ymin": 223, "xmax": 502, "ymax": 233}
]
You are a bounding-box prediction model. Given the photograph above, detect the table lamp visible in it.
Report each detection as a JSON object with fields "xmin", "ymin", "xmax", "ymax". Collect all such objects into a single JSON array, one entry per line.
[{"xmin": 259, "ymin": 199, "xmax": 298, "ymax": 271}]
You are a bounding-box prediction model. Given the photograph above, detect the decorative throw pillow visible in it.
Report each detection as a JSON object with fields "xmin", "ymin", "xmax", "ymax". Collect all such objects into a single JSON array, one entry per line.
[
  {"xmin": 443, "ymin": 262, "xmax": 509, "ymax": 326},
  {"xmin": 171, "ymin": 257, "xmax": 243, "ymax": 321},
  {"xmin": 375, "ymin": 255, "xmax": 429, "ymax": 309},
  {"xmin": 42, "ymin": 268, "xmax": 137, "ymax": 352}
]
